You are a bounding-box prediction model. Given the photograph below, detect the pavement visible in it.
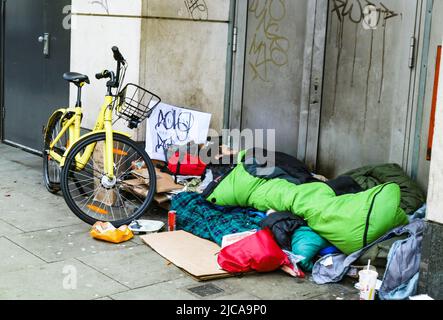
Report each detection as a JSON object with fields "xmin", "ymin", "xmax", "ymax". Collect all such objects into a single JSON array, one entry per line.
[{"xmin": 0, "ymin": 142, "xmax": 359, "ymax": 300}]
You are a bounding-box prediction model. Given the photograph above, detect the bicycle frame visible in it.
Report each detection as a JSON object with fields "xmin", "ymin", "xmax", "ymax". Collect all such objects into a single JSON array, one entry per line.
[{"xmin": 47, "ymin": 95, "xmax": 125, "ymax": 179}]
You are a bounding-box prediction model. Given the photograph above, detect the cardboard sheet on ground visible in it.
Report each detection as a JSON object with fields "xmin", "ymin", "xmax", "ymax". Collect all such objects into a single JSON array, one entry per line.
[
  {"xmin": 145, "ymin": 102, "xmax": 212, "ymax": 161},
  {"xmin": 131, "ymin": 168, "xmax": 183, "ymax": 194},
  {"xmin": 141, "ymin": 231, "xmax": 231, "ymax": 281}
]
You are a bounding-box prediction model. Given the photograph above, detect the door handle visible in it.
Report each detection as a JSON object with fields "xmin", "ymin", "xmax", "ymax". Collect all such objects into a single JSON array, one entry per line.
[{"xmin": 38, "ymin": 33, "xmax": 50, "ymax": 58}]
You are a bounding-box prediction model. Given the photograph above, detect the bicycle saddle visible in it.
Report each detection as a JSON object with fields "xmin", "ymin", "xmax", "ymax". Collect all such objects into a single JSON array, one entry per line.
[{"xmin": 63, "ymin": 72, "xmax": 90, "ymax": 85}]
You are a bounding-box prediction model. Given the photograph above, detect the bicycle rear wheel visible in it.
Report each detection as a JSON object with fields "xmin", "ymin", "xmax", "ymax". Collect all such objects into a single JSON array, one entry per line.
[
  {"xmin": 60, "ymin": 133, "xmax": 156, "ymax": 227},
  {"xmin": 43, "ymin": 111, "xmax": 69, "ymax": 194}
]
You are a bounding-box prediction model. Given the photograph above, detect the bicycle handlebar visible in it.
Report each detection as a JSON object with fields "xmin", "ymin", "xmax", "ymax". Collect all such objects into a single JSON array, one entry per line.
[
  {"xmin": 96, "ymin": 46, "xmax": 127, "ymax": 93},
  {"xmin": 112, "ymin": 46, "xmax": 125, "ymax": 64},
  {"xmin": 95, "ymin": 70, "xmax": 110, "ymax": 80}
]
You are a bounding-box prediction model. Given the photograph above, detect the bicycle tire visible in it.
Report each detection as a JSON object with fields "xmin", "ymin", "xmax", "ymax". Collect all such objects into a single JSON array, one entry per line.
[
  {"xmin": 60, "ymin": 132, "xmax": 157, "ymax": 227},
  {"xmin": 43, "ymin": 111, "xmax": 67, "ymax": 194}
]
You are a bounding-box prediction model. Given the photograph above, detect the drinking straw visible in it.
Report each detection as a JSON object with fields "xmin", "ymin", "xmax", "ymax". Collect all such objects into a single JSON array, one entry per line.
[{"xmin": 367, "ymin": 260, "xmax": 371, "ymax": 271}]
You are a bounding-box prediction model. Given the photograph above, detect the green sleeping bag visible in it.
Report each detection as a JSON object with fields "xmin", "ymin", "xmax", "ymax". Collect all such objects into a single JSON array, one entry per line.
[{"xmin": 206, "ymin": 152, "xmax": 409, "ymax": 255}]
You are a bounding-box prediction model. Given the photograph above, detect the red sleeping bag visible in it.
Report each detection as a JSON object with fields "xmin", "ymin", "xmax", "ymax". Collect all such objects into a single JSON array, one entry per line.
[{"xmin": 217, "ymin": 228, "xmax": 292, "ymax": 273}]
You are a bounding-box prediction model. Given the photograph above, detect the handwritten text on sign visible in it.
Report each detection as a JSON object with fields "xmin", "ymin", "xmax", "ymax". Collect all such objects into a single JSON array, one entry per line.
[{"xmin": 146, "ymin": 102, "xmax": 212, "ymax": 161}]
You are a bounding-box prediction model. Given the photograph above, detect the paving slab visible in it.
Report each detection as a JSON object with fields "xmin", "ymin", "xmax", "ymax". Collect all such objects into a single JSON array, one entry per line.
[
  {"xmin": 0, "ymin": 259, "xmax": 129, "ymax": 300},
  {"xmin": 78, "ymin": 245, "xmax": 185, "ymax": 289},
  {"xmin": 0, "ymin": 158, "xmax": 44, "ymax": 187},
  {"xmin": 111, "ymin": 276, "xmax": 262, "ymax": 301},
  {"xmin": 0, "ymin": 205, "xmax": 82, "ymax": 233},
  {"xmin": 0, "ymin": 219, "xmax": 23, "ymax": 237},
  {"xmin": 7, "ymin": 224, "xmax": 138, "ymax": 263},
  {"xmin": 0, "ymin": 169, "xmax": 82, "ymax": 232},
  {"xmin": 0, "ymin": 237, "xmax": 46, "ymax": 273},
  {"xmin": 219, "ymin": 273, "xmax": 358, "ymax": 300},
  {"xmin": 111, "ymin": 277, "xmax": 200, "ymax": 300},
  {"xmin": 128, "ymin": 235, "xmax": 146, "ymax": 245}
]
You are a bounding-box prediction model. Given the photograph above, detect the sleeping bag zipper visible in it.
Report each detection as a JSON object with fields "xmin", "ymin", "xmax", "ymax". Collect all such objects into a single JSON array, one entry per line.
[{"xmin": 363, "ymin": 183, "xmax": 394, "ymax": 247}]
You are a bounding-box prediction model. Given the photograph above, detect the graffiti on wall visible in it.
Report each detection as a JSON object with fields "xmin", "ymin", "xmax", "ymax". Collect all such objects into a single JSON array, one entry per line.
[
  {"xmin": 248, "ymin": 0, "xmax": 290, "ymax": 82},
  {"xmin": 184, "ymin": 0, "xmax": 209, "ymax": 21},
  {"xmin": 329, "ymin": 0, "xmax": 400, "ymax": 126},
  {"xmin": 332, "ymin": 0, "xmax": 398, "ymax": 26},
  {"xmin": 89, "ymin": 0, "xmax": 110, "ymax": 14}
]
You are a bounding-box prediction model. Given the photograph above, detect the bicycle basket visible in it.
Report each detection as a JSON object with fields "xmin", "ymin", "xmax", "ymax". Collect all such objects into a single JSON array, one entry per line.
[{"xmin": 115, "ymin": 83, "xmax": 161, "ymax": 129}]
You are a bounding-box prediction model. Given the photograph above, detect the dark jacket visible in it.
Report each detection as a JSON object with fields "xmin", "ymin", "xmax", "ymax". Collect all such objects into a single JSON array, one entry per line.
[{"xmin": 259, "ymin": 212, "xmax": 307, "ymax": 251}]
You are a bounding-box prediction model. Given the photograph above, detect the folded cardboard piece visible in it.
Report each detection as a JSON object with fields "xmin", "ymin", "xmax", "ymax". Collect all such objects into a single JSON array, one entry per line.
[
  {"xmin": 121, "ymin": 168, "xmax": 183, "ymax": 205},
  {"xmin": 154, "ymin": 193, "xmax": 172, "ymax": 204},
  {"xmin": 141, "ymin": 231, "xmax": 232, "ymax": 281},
  {"xmin": 132, "ymin": 168, "xmax": 183, "ymax": 194}
]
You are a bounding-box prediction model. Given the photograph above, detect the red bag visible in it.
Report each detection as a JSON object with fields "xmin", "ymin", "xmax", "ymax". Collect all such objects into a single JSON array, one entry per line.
[
  {"xmin": 217, "ymin": 228, "xmax": 292, "ymax": 273},
  {"xmin": 167, "ymin": 151, "xmax": 207, "ymax": 176}
]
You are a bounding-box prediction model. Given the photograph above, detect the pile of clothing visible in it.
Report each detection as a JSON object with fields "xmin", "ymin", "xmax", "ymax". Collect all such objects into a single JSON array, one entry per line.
[
  {"xmin": 124, "ymin": 141, "xmax": 230, "ymax": 205},
  {"xmin": 170, "ymin": 148, "xmax": 426, "ymax": 300}
]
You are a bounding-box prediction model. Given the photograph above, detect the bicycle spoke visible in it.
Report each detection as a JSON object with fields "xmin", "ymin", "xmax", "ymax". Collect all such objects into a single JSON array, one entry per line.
[
  {"xmin": 80, "ymin": 186, "xmax": 102, "ymax": 211},
  {"xmin": 116, "ymin": 153, "xmax": 140, "ymax": 180},
  {"xmin": 120, "ymin": 185, "xmax": 145, "ymax": 205},
  {"xmin": 77, "ymin": 161, "xmax": 105, "ymax": 178},
  {"xmin": 68, "ymin": 175, "xmax": 98, "ymax": 185},
  {"xmin": 69, "ymin": 181, "xmax": 94, "ymax": 193},
  {"xmin": 108, "ymin": 193, "xmax": 116, "ymax": 221},
  {"xmin": 119, "ymin": 193, "xmax": 142, "ymax": 215},
  {"xmin": 115, "ymin": 189, "xmax": 130, "ymax": 218},
  {"xmin": 115, "ymin": 142, "xmax": 129, "ymax": 170},
  {"xmin": 69, "ymin": 167, "xmax": 102, "ymax": 181}
]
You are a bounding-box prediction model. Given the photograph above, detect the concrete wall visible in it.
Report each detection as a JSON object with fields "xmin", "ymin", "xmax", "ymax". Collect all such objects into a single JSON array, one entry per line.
[
  {"xmin": 70, "ymin": 0, "xmax": 230, "ymax": 139},
  {"xmin": 318, "ymin": 0, "xmax": 420, "ymax": 177},
  {"xmin": 139, "ymin": 0, "xmax": 230, "ymax": 135},
  {"xmin": 241, "ymin": 0, "xmax": 309, "ymax": 158},
  {"xmin": 71, "ymin": 0, "xmax": 142, "ymax": 135},
  {"xmin": 427, "ymin": 36, "xmax": 443, "ymax": 225}
]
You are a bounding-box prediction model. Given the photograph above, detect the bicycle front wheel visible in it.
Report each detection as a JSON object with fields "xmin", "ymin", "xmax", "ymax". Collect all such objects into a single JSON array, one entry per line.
[{"xmin": 60, "ymin": 133, "xmax": 157, "ymax": 227}]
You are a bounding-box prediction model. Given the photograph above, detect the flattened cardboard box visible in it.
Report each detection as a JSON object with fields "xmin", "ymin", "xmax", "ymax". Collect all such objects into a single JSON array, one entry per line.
[
  {"xmin": 141, "ymin": 231, "xmax": 231, "ymax": 281},
  {"xmin": 132, "ymin": 168, "xmax": 183, "ymax": 194}
]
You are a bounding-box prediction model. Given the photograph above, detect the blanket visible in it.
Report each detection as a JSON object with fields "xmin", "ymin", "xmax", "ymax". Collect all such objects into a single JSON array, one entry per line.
[{"xmin": 171, "ymin": 192, "xmax": 264, "ymax": 246}]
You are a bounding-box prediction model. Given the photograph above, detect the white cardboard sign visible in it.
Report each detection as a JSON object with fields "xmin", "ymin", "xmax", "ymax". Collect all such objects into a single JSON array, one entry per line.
[{"xmin": 146, "ymin": 101, "xmax": 212, "ymax": 161}]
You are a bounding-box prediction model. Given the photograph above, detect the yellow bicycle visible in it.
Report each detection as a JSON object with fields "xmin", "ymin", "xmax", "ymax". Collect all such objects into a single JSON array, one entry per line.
[{"xmin": 43, "ymin": 46, "xmax": 161, "ymax": 226}]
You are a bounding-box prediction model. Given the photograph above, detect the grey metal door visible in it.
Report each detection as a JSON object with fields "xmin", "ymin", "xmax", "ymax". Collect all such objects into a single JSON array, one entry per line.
[
  {"xmin": 3, "ymin": 0, "xmax": 71, "ymax": 152},
  {"xmin": 318, "ymin": 0, "xmax": 421, "ymax": 176},
  {"xmin": 230, "ymin": 0, "xmax": 328, "ymax": 163}
]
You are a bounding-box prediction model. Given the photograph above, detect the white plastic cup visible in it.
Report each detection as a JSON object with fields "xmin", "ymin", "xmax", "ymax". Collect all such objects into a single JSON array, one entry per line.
[{"xmin": 358, "ymin": 270, "xmax": 378, "ymax": 300}]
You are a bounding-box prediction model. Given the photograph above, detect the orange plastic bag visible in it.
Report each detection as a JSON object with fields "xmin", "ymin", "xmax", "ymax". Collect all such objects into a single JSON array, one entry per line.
[{"xmin": 90, "ymin": 222, "xmax": 134, "ymax": 244}]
